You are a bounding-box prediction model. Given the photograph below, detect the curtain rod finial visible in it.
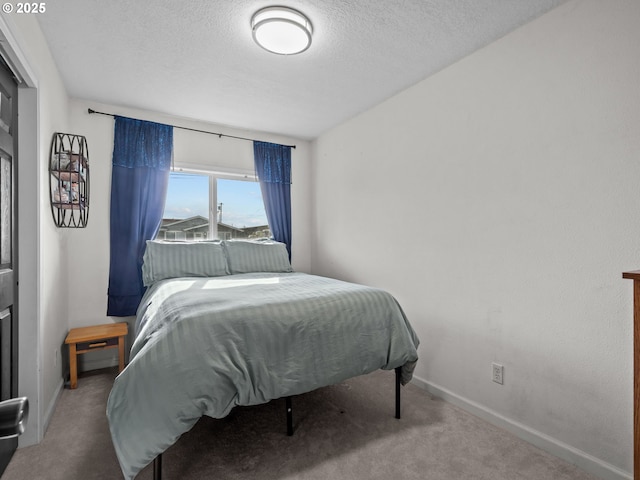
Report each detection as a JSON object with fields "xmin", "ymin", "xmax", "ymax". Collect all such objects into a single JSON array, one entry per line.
[{"xmin": 88, "ymin": 108, "xmax": 95, "ymax": 114}]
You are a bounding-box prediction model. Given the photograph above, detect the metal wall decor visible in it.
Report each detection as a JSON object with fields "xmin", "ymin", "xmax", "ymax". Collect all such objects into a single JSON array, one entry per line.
[{"xmin": 49, "ymin": 132, "xmax": 89, "ymax": 228}]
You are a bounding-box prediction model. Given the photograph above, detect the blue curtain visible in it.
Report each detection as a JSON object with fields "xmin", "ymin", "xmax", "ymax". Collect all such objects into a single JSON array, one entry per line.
[
  {"xmin": 253, "ymin": 141, "xmax": 292, "ymax": 256},
  {"xmin": 107, "ymin": 116, "xmax": 173, "ymax": 316}
]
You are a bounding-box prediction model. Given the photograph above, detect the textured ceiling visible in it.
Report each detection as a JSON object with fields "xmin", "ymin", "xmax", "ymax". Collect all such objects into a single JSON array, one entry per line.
[{"xmin": 37, "ymin": 0, "xmax": 567, "ymax": 140}]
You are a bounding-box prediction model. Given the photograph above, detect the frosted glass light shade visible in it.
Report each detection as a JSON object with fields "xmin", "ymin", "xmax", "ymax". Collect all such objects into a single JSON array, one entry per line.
[{"xmin": 251, "ymin": 7, "xmax": 313, "ymax": 55}]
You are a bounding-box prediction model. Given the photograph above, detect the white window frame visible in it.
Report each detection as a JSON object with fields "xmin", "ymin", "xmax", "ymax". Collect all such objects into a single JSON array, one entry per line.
[{"xmin": 170, "ymin": 163, "xmax": 259, "ymax": 241}]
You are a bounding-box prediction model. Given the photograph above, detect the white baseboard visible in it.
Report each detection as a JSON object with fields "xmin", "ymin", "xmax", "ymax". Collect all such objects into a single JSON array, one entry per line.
[
  {"xmin": 410, "ymin": 376, "xmax": 631, "ymax": 480},
  {"xmin": 80, "ymin": 357, "xmax": 119, "ymax": 373},
  {"xmin": 41, "ymin": 377, "xmax": 64, "ymax": 441},
  {"xmin": 75, "ymin": 346, "xmax": 122, "ymax": 376}
]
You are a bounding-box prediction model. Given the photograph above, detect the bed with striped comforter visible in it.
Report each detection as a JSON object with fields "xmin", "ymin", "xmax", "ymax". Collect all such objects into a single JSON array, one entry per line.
[{"xmin": 106, "ymin": 270, "xmax": 419, "ymax": 479}]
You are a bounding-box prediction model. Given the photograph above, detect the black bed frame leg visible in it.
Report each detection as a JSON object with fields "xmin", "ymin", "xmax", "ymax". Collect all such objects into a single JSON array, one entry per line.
[
  {"xmin": 285, "ymin": 396, "xmax": 293, "ymax": 436},
  {"xmin": 395, "ymin": 367, "xmax": 401, "ymax": 419},
  {"xmin": 153, "ymin": 453, "xmax": 162, "ymax": 480}
]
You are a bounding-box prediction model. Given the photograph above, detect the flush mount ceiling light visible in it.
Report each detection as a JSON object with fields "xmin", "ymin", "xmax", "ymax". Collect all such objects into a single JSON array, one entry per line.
[{"xmin": 251, "ymin": 6, "xmax": 313, "ymax": 55}]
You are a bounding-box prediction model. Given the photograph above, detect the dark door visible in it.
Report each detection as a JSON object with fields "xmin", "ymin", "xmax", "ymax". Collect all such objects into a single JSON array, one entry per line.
[{"xmin": 0, "ymin": 56, "xmax": 19, "ymax": 474}]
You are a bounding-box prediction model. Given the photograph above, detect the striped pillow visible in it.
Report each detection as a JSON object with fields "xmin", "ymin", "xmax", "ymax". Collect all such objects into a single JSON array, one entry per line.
[
  {"xmin": 223, "ymin": 240, "xmax": 292, "ymax": 274},
  {"xmin": 142, "ymin": 240, "xmax": 229, "ymax": 286}
]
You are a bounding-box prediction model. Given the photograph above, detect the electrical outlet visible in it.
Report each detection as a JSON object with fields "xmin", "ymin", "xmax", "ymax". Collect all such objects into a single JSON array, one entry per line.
[{"xmin": 492, "ymin": 363, "xmax": 504, "ymax": 385}]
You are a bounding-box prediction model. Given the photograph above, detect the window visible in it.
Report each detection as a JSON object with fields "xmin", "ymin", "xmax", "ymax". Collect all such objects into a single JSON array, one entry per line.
[{"xmin": 159, "ymin": 171, "xmax": 269, "ymax": 242}]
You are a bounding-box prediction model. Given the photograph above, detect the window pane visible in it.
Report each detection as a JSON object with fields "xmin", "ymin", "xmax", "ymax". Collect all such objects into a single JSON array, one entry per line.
[
  {"xmin": 0, "ymin": 155, "xmax": 10, "ymax": 266},
  {"xmin": 217, "ymin": 179, "xmax": 269, "ymax": 240},
  {"xmin": 160, "ymin": 172, "xmax": 209, "ymax": 241}
]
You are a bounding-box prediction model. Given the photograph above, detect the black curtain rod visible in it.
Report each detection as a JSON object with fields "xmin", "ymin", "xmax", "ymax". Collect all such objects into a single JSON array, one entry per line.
[{"xmin": 87, "ymin": 108, "xmax": 296, "ymax": 149}]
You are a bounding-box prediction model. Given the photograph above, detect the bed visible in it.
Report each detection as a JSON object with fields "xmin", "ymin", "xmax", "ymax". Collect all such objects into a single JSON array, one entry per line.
[{"xmin": 106, "ymin": 239, "xmax": 420, "ymax": 479}]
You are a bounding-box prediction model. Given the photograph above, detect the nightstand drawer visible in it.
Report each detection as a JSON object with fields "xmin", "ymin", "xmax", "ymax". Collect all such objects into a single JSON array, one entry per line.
[{"xmin": 76, "ymin": 337, "xmax": 119, "ymax": 352}]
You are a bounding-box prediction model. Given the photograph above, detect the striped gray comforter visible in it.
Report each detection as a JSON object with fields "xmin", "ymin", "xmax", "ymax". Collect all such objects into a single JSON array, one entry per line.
[{"xmin": 106, "ymin": 272, "xmax": 419, "ymax": 479}]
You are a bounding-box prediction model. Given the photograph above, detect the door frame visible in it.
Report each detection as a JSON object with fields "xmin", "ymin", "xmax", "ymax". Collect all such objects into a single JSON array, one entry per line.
[{"xmin": 0, "ymin": 15, "xmax": 42, "ymax": 447}]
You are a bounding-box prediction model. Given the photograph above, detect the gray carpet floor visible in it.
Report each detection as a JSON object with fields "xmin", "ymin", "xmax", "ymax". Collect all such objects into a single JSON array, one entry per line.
[{"xmin": 2, "ymin": 367, "xmax": 598, "ymax": 480}]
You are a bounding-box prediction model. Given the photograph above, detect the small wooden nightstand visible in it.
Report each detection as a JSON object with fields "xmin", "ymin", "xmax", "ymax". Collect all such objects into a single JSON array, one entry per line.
[{"xmin": 64, "ymin": 322, "xmax": 128, "ymax": 389}]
